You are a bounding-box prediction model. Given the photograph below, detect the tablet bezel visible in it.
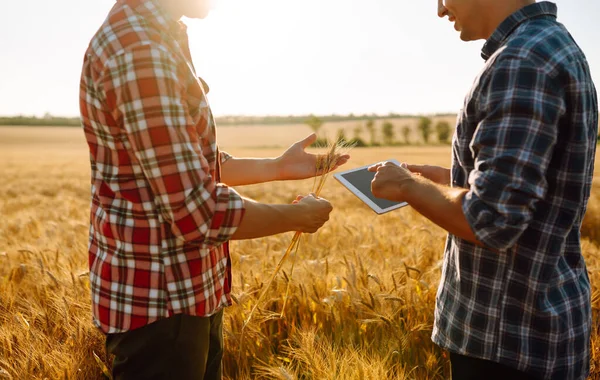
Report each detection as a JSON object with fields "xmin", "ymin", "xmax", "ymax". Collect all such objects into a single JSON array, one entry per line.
[{"xmin": 333, "ymin": 159, "xmax": 409, "ymax": 214}]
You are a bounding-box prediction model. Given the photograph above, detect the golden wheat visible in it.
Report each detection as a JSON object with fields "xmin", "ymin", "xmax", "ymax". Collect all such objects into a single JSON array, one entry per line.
[{"xmin": 0, "ymin": 127, "xmax": 598, "ymax": 379}]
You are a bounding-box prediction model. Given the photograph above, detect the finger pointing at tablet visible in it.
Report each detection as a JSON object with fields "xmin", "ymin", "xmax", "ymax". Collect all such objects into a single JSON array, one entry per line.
[
  {"xmin": 368, "ymin": 161, "xmax": 407, "ymax": 172},
  {"xmin": 334, "ymin": 160, "xmax": 408, "ymax": 214},
  {"xmin": 370, "ymin": 161, "xmax": 414, "ymax": 203}
]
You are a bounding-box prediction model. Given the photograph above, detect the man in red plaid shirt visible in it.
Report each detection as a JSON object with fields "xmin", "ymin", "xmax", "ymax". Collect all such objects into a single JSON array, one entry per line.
[{"xmin": 79, "ymin": 0, "xmax": 349, "ymax": 378}]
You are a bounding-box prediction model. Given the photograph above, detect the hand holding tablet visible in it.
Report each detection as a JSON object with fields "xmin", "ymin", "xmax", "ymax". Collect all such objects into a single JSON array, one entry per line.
[{"xmin": 334, "ymin": 159, "xmax": 408, "ymax": 214}]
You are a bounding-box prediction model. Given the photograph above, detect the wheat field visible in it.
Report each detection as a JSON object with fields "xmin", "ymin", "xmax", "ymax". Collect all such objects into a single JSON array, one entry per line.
[{"xmin": 0, "ymin": 126, "xmax": 598, "ymax": 379}]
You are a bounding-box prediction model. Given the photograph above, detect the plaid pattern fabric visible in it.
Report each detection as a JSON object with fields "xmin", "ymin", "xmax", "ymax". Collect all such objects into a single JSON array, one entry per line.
[
  {"xmin": 79, "ymin": 0, "xmax": 245, "ymax": 334},
  {"xmin": 432, "ymin": 3, "xmax": 598, "ymax": 379}
]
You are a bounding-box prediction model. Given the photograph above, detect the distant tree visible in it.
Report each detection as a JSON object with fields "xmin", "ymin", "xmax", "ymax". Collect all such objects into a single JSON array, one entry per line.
[
  {"xmin": 347, "ymin": 137, "xmax": 368, "ymax": 147},
  {"xmin": 436, "ymin": 121, "xmax": 452, "ymax": 144},
  {"xmin": 353, "ymin": 124, "xmax": 363, "ymax": 140},
  {"xmin": 382, "ymin": 121, "xmax": 395, "ymax": 146},
  {"xmin": 418, "ymin": 117, "xmax": 432, "ymax": 144},
  {"xmin": 305, "ymin": 114, "xmax": 324, "ymax": 135},
  {"xmin": 402, "ymin": 126, "xmax": 411, "ymax": 145},
  {"xmin": 365, "ymin": 119, "xmax": 376, "ymax": 145}
]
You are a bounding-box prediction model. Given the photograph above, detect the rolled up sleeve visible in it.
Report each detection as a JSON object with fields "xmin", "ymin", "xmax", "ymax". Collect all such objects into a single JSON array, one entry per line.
[
  {"xmin": 219, "ymin": 150, "xmax": 233, "ymax": 164},
  {"xmin": 463, "ymin": 57, "xmax": 564, "ymax": 251},
  {"xmin": 102, "ymin": 44, "xmax": 245, "ymax": 247}
]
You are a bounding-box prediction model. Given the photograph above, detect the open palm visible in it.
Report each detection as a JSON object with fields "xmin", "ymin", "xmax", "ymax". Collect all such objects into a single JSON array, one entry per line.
[{"xmin": 277, "ymin": 134, "xmax": 350, "ymax": 180}]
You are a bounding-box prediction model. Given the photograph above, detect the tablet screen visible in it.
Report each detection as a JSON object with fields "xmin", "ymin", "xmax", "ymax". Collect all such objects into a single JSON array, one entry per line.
[{"xmin": 338, "ymin": 168, "xmax": 403, "ymax": 210}]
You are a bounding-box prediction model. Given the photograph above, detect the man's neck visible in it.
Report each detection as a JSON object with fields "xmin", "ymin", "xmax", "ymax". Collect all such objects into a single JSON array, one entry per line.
[
  {"xmin": 481, "ymin": 0, "xmax": 536, "ymax": 39},
  {"xmin": 156, "ymin": 0, "xmax": 183, "ymax": 21}
]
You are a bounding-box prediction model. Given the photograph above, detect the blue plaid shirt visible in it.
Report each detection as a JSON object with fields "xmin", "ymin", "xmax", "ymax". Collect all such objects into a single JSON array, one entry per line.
[{"xmin": 432, "ymin": 3, "xmax": 598, "ymax": 379}]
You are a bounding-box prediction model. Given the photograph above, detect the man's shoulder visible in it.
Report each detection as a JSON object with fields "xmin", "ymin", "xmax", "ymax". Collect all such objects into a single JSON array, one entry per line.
[
  {"xmin": 497, "ymin": 18, "xmax": 586, "ymax": 74},
  {"xmin": 86, "ymin": 2, "xmax": 166, "ymax": 66}
]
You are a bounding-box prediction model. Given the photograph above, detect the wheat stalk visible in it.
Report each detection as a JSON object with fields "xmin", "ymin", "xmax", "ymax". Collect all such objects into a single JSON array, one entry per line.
[{"xmin": 243, "ymin": 140, "xmax": 354, "ymax": 328}]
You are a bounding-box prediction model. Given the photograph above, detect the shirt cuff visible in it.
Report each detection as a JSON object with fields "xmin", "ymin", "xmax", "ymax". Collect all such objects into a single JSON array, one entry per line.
[
  {"xmin": 462, "ymin": 189, "xmax": 509, "ymax": 251},
  {"xmin": 204, "ymin": 185, "xmax": 245, "ymax": 247},
  {"xmin": 220, "ymin": 151, "xmax": 233, "ymax": 165}
]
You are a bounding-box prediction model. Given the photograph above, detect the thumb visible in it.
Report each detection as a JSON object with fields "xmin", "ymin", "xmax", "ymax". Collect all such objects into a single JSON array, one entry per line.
[{"xmin": 299, "ymin": 133, "xmax": 317, "ymax": 149}]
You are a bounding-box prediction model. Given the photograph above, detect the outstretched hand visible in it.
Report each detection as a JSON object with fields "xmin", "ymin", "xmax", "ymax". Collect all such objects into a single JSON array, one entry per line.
[{"xmin": 277, "ymin": 133, "xmax": 350, "ymax": 181}]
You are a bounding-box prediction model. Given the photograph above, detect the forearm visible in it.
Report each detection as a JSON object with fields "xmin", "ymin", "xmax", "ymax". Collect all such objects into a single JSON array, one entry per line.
[
  {"xmin": 404, "ymin": 177, "xmax": 482, "ymax": 246},
  {"xmin": 406, "ymin": 165, "xmax": 451, "ymax": 186},
  {"xmin": 220, "ymin": 157, "xmax": 281, "ymax": 186},
  {"xmin": 231, "ymin": 198, "xmax": 297, "ymax": 239}
]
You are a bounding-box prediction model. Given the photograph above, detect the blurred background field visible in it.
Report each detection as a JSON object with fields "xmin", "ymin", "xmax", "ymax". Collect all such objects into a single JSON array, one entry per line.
[{"xmin": 0, "ymin": 124, "xmax": 598, "ymax": 379}]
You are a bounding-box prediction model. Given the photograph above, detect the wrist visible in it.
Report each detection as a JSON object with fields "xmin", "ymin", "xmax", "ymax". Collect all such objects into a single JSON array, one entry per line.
[
  {"xmin": 257, "ymin": 157, "xmax": 281, "ymax": 182},
  {"xmin": 273, "ymin": 156, "xmax": 285, "ymax": 181},
  {"xmin": 399, "ymin": 176, "xmax": 420, "ymax": 203},
  {"xmin": 275, "ymin": 203, "xmax": 302, "ymax": 231},
  {"xmin": 287, "ymin": 203, "xmax": 306, "ymax": 231},
  {"xmin": 443, "ymin": 168, "xmax": 451, "ymax": 186}
]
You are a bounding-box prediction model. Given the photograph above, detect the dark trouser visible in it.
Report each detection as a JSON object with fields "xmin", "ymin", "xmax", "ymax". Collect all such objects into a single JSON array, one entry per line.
[
  {"xmin": 450, "ymin": 353, "xmax": 539, "ymax": 380},
  {"xmin": 106, "ymin": 310, "xmax": 224, "ymax": 380}
]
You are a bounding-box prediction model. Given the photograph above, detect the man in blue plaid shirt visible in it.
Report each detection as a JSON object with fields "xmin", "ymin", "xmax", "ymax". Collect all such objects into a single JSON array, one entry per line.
[{"xmin": 369, "ymin": 1, "xmax": 597, "ymax": 379}]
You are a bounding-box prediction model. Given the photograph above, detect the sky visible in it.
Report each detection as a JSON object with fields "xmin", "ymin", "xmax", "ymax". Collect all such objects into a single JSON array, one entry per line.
[{"xmin": 1, "ymin": 0, "xmax": 599, "ymax": 117}]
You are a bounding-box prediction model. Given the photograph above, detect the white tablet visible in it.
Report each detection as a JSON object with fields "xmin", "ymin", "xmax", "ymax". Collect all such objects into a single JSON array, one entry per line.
[{"xmin": 334, "ymin": 159, "xmax": 408, "ymax": 214}]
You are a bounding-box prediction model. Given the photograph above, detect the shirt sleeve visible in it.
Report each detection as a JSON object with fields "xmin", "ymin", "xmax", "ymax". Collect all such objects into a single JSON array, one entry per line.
[
  {"xmin": 219, "ymin": 150, "xmax": 233, "ymax": 164},
  {"xmin": 102, "ymin": 44, "xmax": 245, "ymax": 247},
  {"xmin": 462, "ymin": 57, "xmax": 565, "ymax": 251}
]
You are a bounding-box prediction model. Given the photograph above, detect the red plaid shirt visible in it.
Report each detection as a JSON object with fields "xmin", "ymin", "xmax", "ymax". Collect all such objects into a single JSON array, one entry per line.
[{"xmin": 79, "ymin": 0, "xmax": 245, "ymax": 334}]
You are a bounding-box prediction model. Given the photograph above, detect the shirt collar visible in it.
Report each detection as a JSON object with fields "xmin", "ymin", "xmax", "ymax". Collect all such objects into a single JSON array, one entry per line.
[
  {"xmin": 481, "ymin": 1, "xmax": 557, "ymax": 61},
  {"xmin": 122, "ymin": 0, "xmax": 188, "ymax": 38}
]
